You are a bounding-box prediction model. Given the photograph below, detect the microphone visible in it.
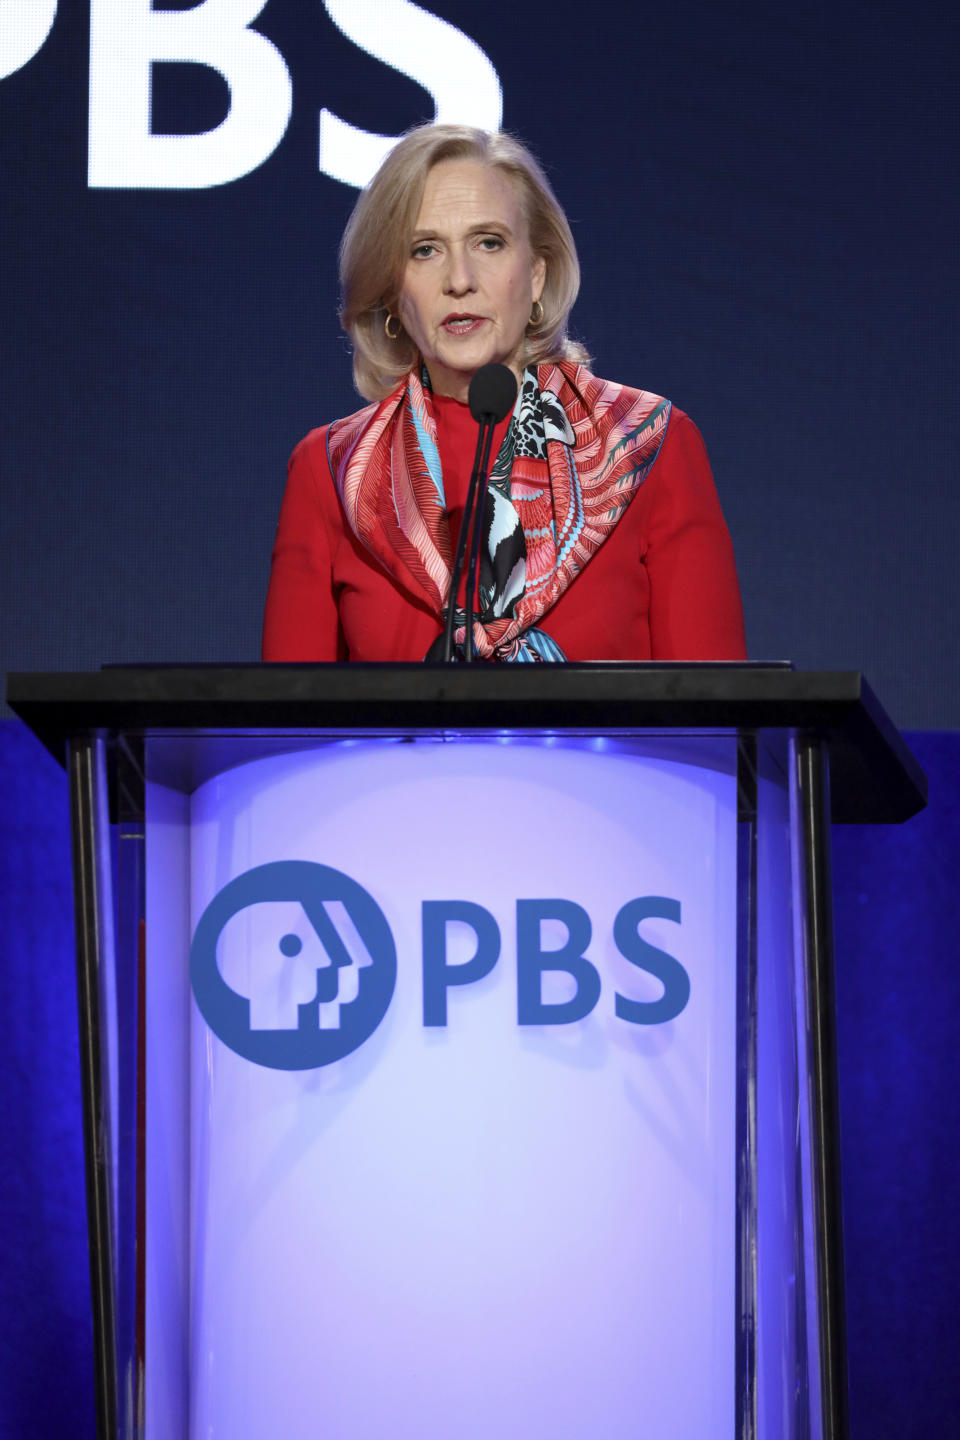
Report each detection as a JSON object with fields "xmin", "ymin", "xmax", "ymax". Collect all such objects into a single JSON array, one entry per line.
[
  {"xmin": 442, "ymin": 364, "xmax": 518, "ymax": 663},
  {"xmin": 468, "ymin": 362, "xmax": 519, "ymax": 426}
]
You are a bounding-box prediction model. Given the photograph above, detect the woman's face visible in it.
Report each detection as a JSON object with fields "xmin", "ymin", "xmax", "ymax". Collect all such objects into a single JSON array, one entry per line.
[{"xmin": 396, "ymin": 159, "xmax": 547, "ymax": 402}]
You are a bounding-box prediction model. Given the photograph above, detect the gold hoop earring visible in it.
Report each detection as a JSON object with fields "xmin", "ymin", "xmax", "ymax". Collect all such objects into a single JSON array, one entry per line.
[
  {"xmin": 529, "ymin": 299, "xmax": 544, "ymax": 328},
  {"xmin": 384, "ymin": 313, "xmax": 402, "ymax": 341}
]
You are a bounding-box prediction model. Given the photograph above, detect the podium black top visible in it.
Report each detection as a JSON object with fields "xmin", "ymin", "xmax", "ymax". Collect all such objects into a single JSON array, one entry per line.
[{"xmin": 6, "ymin": 663, "xmax": 926, "ymax": 824}]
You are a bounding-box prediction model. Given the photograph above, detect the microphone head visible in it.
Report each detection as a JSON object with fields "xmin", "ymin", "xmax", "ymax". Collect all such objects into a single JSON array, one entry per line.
[{"xmin": 468, "ymin": 363, "xmax": 518, "ymax": 424}]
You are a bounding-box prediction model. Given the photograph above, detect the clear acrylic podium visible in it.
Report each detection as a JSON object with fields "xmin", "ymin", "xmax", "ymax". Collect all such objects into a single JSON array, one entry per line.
[{"xmin": 8, "ymin": 664, "xmax": 926, "ymax": 1440}]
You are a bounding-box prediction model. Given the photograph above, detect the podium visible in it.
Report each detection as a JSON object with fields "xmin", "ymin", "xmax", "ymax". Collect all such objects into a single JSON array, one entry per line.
[{"xmin": 8, "ymin": 665, "xmax": 925, "ymax": 1440}]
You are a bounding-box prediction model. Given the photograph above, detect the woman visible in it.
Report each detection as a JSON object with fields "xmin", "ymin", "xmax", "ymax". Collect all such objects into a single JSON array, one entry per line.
[{"xmin": 262, "ymin": 125, "xmax": 746, "ymax": 663}]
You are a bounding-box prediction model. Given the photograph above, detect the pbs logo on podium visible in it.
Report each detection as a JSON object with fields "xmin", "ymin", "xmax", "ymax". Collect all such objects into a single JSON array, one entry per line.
[
  {"xmin": 190, "ymin": 861, "xmax": 397, "ymax": 1070},
  {"xmin": 192, "ymin": 857, "xmax": 693, "ymax": 1072}
]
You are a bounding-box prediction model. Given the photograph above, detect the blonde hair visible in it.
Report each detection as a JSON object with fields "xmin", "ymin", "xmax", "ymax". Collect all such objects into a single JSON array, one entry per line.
[{"xmin": 339, "ymin": 124, "xmax": 590, "ymax": 401}]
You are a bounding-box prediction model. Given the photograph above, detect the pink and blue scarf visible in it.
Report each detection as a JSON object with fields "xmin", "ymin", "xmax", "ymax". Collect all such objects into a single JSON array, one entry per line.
[{"xmin": 327, "ymin": 361, "xmax": 670, "ymax": 661}]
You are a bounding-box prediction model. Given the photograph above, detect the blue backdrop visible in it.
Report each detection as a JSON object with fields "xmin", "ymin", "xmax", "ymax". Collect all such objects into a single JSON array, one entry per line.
[
  {"xmin": 1, "ymin": 0, "xmax": 958, "ymax": 723},
  {"xmin": 2, "ymin": 1, "xmax": 959, "ymax": 1434}
]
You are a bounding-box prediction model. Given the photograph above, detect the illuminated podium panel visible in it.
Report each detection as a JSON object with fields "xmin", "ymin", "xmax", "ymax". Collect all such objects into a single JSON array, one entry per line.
[
  {"xmin": 6, "ymin": 666, "xmax": 926, "ymax": 1440},
  {"xmin": 159, "ymin": 735, "xmax": 738, "ymax": 1440}
]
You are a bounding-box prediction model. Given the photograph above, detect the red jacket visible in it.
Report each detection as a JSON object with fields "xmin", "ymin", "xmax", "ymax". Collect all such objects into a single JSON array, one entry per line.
[{"xmin": 262, "ymin": 401, "xmax": 746, "ymax": 663}]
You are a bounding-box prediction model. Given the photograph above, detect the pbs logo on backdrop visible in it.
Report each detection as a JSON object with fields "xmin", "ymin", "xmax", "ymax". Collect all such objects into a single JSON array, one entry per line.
[
  {"xmin": 1, "ymin": 0, "xmax": 502, "ymax": 191},
  {"xmin": 190, "ymin": 861, "xmax": 397, "ymax": 1070}
]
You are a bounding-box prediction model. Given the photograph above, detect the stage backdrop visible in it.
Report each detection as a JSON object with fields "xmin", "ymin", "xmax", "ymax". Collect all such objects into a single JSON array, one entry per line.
[{"xmin": 1, "ymin": 0, "xmax": 958, "ymax": 725}]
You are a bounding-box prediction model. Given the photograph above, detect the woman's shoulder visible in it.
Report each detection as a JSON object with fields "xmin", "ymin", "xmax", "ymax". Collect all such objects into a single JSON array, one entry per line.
[
  {"xmin": 573, "ymin": 366, "xmax": 710, "ymax": 449},
  {"xmin": 289, "ymin": 423, "xmax": 329, "ymax": 460},
  {"xmin": 291, "ymin": 395, "xmax": 379, "ymax": 458},
  {"xmin": 548, "ymin": 361, "xmax": 680, "ymax": 432},
  {"xmin": 286, "ymin": 426, "xmax": 333, "ymax": 496},
  {"xmin": 286, "ymin": 394, "xmax": 378, "ymax": 486}
]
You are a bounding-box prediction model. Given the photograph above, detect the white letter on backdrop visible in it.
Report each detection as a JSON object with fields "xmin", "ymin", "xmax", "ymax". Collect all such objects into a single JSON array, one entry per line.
[
  {"xmin": 88, "ymin": 0, "xmax": 292, "ymax": 189},
  {"xmin": 318, "ymin": 0, "xmax": 502, "ymax": 190},
  {"xmin": 0, "ymin": 0, "xmax": 58, "ymax": 81}
]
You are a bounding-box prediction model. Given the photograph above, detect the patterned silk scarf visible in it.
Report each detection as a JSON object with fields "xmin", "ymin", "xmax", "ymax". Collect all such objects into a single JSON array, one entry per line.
[{"xmin": 326, "ymin": 361, "xmax": 671, "ymax": 661}]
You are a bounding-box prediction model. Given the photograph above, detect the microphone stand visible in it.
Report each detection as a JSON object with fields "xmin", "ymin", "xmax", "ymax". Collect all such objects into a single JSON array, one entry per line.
[
  {"xmin": 441, "ymin": 418, "xmax": 496, "ymax": 663},
  {"xmin": 440, "ymin": 364, "xmax": 518, "ymax": 664},
  {"xmin": 463, "ymin": 422, "xmax": 497, "ymax": 662}
]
